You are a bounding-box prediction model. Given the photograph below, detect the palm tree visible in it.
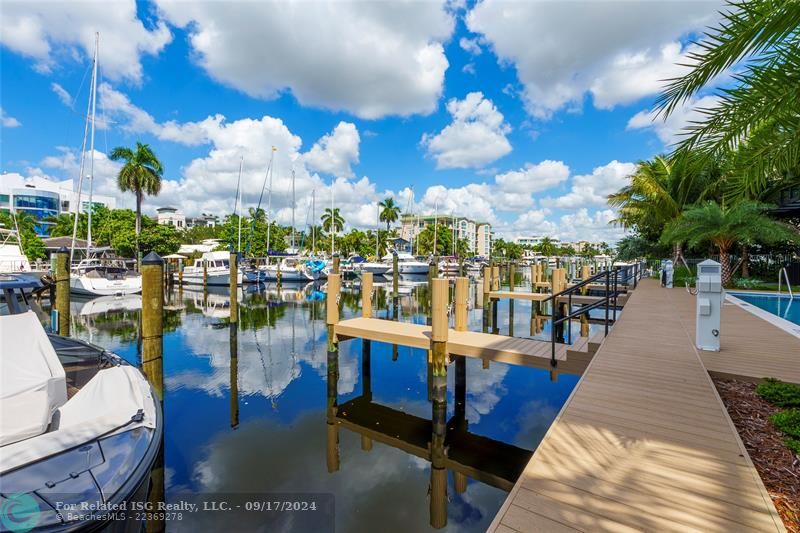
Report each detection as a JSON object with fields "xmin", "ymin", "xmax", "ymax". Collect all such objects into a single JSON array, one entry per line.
[
  {"xmin": 661, "ymin": 201, "xmax": 799, "ymax": 286},
  {"xmin": 321, "ymin": 207, "xmax": 344, "ymax": 234},
  {"xmin": 248, "ymin": 207, "xmax": 267, "ymax": 222},
  {"xmin": 608, "ymin": 155, "xmax": 705, "ymax": 265},
  {"xmin": 378, "ymin": 197, "xmax": 401, "ymax": 231},
  {"xmin": 109, "ymin": 142, "xmax": 164, "ymax": 256},
  {"xmin": 538, "ymin": 237, "xmax": 557, "ymax": 257},
  {"xmin": 656, "ymin": 0, "xmax": 800, "ymax": 200}
]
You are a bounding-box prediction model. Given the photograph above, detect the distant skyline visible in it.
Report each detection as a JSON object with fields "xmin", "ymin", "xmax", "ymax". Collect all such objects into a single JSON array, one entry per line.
[{"xmin": 0, "ymin": 0, "xmax": 726, "ymax": 243}]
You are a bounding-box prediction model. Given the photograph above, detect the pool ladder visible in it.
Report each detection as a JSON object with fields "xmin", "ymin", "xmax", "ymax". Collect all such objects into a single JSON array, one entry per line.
[{"xmin": 778, "ymin": 267, "xmax": 794, "ymax": 299}]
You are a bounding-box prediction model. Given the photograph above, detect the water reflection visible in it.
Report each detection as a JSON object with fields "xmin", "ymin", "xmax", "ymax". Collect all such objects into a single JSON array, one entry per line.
[{"xmin": 61, "ymin": 275, "xmax": 579, "ymax": 532}]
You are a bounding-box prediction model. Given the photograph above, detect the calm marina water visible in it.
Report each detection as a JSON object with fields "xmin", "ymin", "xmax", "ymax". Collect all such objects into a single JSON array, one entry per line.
[{"xmin": 55, "ymin": 273, "xmax": 591, "ymax": 532}]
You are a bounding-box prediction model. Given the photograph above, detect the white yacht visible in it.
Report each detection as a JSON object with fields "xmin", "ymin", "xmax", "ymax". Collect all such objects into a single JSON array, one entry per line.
[
  {"xmin": 261, "ymin": 257, "xmax": 315, "ymax": 282},
  {"xmin": 0, "ymin": 274, "xmax": 161, "ymax": 531},
  {"xmin": 70, "ymin": 258, "xmax": 142, "ymax": 297},
  {"xmin": 438, "ymin": 257, "xmax": 460, "ymax": 275},
  {"xmin": 0, "ymin": 228, "xmax": 32, "ymax": 274},
  {"xmin": 350, "ymin": 255, "xmax": 392, "ymax": 276},
  {"xmin": 182, "ymin": 251, "xmax": 243, "ymax": 286},
  {"xmin": 383, "ymin": 252, "xmax": 429, "ymax": 275}
]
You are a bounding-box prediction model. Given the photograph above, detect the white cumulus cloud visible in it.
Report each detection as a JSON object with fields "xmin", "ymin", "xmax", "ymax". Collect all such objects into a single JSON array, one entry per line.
[
  {"xmin": 154, "ymin": 0, "xmax": 455, "ymax": 119},
  {"xmin": 303, "ymin": 122, "xmax": 360, "ymax": 179},
  {"xmin": 466, "ymin": 0, "xmax": 724, "ymax": 118},
  {"xmin": 1, "ymin": 108, "xmax": 22, "ymax": 128},
  {"xmin": 627, "ymin": 94, "xmax": 721, "ymax": 146},
  {"xmin": 0, "ymin": 0, "xmax": 171, "ymax": 82},
  {"xmin": 551, "ymin": 160, "xmax": 637, "ymax": 208},
  {"xmin": 421, "ymin": 91, "xmax": 512, "ymax": 169}
]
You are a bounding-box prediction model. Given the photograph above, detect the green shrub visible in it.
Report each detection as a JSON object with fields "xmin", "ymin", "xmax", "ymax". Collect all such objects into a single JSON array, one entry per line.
[
  {"xmin": 732, "ymin": 277, "xmax": 768, "ymax": 289},
  {"xmin": 769, "ymin": 409, "xmax": 800, "ymax": 455},
  {"xmin": 756, "ymin": 378, "xmax": 800, "ymax": 408}
]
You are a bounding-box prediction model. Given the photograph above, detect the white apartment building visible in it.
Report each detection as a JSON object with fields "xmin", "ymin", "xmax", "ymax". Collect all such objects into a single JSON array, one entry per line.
[
  {"xmin": 399, "ymin": 214, "xmax": 491, "ymax": 256},
  {"xmin": 514, "ymin": 235, "xmax": 561, "ymax": 247},
  {"xmin": 156, "ymin": 206, "xmax": 186, "ymax": 229}
]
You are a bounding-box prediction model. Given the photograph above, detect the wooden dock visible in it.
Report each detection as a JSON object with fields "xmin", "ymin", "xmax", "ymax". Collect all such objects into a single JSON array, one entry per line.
[
  {"xmin": 679, "ymin": 291, "xmax": 800, "ymax": 384},
  {"xmin": 489, "ymin": 279, "xmax": 785, "ymax": 532},
  {"xmin": 334, "ymin": 317, "xmax": 593, "ymax": 375}
]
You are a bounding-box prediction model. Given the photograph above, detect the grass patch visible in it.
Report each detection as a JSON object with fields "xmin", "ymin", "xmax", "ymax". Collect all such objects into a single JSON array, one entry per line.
[
  {"xmin": 770, "ymin": 409, "xmax": 800, "ymax": 455},
  {"xmin": 756, "ymin": 378, "xmax": 800, "ymax": 408}
]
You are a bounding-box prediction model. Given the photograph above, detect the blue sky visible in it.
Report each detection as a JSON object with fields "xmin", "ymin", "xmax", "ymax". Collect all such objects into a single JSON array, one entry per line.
[{"xmin": 0, "ymin": 0, "xmax": 725, "ymax": 242}]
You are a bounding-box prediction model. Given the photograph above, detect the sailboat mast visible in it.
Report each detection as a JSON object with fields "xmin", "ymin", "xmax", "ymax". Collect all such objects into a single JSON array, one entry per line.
[
  {"xmin": 266, "ymin": 147, "xmax": 275, "ymax": 258},
  {"xmin": 87, "ymin": 32, "xmax": 98, "ymax": 252},
  {"xmin": 69, "ymin": 37, "xmax": 96, "ymax": 266},
  {"xmin": 330, "ymin": 178, "xmax": 335, "ymax": 257},
  {"xmin": 236, "ymin": 156, "xmax": 243, "ymax": 252},
  {"xmin": 375, "ymin": 202, "xmax": 379, "ymax": 257},
  {"xmin": 312, "ymin": 190, "xmax": 316, "ymax": 255},
  {"xmin": 291, "ymin": 168, "xmax": 296, "ymax": 253}
]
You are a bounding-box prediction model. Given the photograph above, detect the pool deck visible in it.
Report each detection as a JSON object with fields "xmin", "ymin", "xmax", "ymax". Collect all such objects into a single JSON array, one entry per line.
[
  {"xmin": 686, "ymin": 292, "xmax": 800, "ymax": 385},
  {"xmin": 489, "ymin": 279, "xmax": 787, "ymax": 532}
]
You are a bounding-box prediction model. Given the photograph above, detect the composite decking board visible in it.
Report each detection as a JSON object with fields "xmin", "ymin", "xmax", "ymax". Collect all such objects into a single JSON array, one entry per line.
[
  {"xmin": 671, "ymin": 289, "xmax": 800, "ymax": 384},
  {"xmin": 489, "ymin": 290, "xmax": 552, "ymax": 301},
  {"xmin": 334, "ymin": 317, "xmax": 594, "ymax": 373},
  {"xmin": 489, "ymin": 279, "xmax": 785, "ymax": 533}
]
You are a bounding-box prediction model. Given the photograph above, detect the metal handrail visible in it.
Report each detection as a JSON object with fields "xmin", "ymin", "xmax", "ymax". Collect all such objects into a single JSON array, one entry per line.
[
  {"xmin": 549, "ymin": 266, "xmax": 626, "ymax": 367},
  {"xmin": 778, "ymin": 267, "xmax": 794, "ymax": 299}
]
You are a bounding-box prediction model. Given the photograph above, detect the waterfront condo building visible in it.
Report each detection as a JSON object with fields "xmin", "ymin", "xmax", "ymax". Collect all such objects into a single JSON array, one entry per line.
[{"xmin": 399, "ymin": 213, "xmax": 492, "ymax": 256}]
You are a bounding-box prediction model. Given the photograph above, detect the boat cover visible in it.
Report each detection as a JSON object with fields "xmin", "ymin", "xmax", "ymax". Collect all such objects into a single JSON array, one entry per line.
[
  {"xmin": 1, "ymin": 365, "xmax": 157, "ymax": 473},
  {"xmin": 0, "ymin": 311, "xmax": 67, "ymax": 446}
]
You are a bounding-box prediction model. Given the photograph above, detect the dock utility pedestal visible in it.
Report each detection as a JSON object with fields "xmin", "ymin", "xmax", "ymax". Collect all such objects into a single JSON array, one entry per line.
[
  {"xmin": 661, "ymin": 259, "xmax": 674, "ymax": 288},
  {"xmin": 696, "ymin": 259, "xmax": 722, "ymax": 352}
]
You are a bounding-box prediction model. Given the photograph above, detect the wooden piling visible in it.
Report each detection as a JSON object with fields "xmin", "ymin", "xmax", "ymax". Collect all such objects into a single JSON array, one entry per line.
[
  {"xmin": 430, "ymin": 372, "xmax": 448, "ymax": 529},
  {"xmin": 229, "ymin": 323, "xmax": 239, "ymax": 429},
  {"xmin": 333, "ymin": 255, "xmax": 340, "ymax": 275},
  {"xmin": 202, "ymin": 259, "xmax": 208, "ymax": 290},
  {"xmin": 430, "ymin": 278, "xmax": 448, "ymax": 377},
  {"xmin": 392, "ymin": 252, "xmax": 399, "ymax": 298},
  {"xmin": 141, "ymin": 252, "xmax": 164, "ymax": 401},
  {"xmin": 361, "ymin": 272, "xmax": 373, "ymax": 318},
  {"xmin": 454, "ymin": 277, "xmax": 468, "ymax": 331},
  {"xmin": 429, "ymin": 255, "xmax": 438, "ymax": 281},
  {"xmin": 54, "ymin": 247, "xmax": 70, "ymax": 336},
  {"xmin": 581, "ymin": 264, "xmax": 591, "ymax": 295},
  {"xmin": 326, "ymin": 273, "xmax": 341, "ymax": 325},
  {"xmin": 509, "ymin": 261, "xmax": 516, "ymax": 292},
  {"xmin": 491, "ymin": 265, "xmax": 500, "ymax": 291},
  {"xmin": 326, "ymin": 339, "xmax": 340, "ymax": 473}
]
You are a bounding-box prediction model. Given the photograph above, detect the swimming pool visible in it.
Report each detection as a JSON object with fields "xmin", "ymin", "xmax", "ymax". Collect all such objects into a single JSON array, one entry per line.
[{"xmin": 728, "ymin": 292, "xmax": 800, "ymax": 328}]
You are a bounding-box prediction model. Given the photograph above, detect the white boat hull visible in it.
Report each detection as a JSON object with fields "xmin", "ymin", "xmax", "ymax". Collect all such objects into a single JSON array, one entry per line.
[
  {"xmin": 398, "ymin": 263, "xmax": 429, "ymax": 275},
  {"xmin": 261, "ymin": 266, "xmax": 313, "ymax": 282},
  {"xmin": 181, "ymin": 269, "xmax": 241, "ymax": 286},
  {"xmin": 70, "ymin": 275, "xmax": 142, "ymax": 296},
  {"xmin": 358, "ymin": 263, "xmax": 392, "ymax": 276}
]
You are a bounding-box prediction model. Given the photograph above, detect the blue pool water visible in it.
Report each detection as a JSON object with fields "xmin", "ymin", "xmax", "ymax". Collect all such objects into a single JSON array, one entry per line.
[
  {"xmin": 53, "ymin": 277, "xmax": 588, "ymax": 532},
  {"xmin": 729, "ymin": 292, "xmax": 800, "ymax": 326}
]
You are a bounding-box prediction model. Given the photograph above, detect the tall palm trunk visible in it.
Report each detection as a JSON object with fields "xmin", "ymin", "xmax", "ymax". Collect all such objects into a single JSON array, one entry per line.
[
  {"xmin": 672, "ymin": 242, "xmax": 683, "ymax": 267},
  {"xmin": 135, "ymin": 190, "xmax": 143, "ymax": 235},
  {"xmin": 718, "ymin": 246, "xmax": 732, "ymax": 287},
  {"xmin": 135, "ymin": 190, "xmax": 143, "ymax": 262},
  {"xmin": 741, "ymin": 244, "xmax": 749, "ymax": 278}
]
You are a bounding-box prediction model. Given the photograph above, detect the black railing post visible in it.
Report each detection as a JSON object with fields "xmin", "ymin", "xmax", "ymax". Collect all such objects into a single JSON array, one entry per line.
[
  {"xmin": 567, "ymin": 293, "xmax": 572, "ymax": 345},
  {"xmin": 604, "ymin": 270, "xmax": 610, "ymax": 336},
  {"xmin": 613, "ymin": 268, "xmax": 619, "ymax": 322},
  {"xmin": 550, "ymin": 305, "xmax": 556, "ymax": 366}
]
